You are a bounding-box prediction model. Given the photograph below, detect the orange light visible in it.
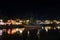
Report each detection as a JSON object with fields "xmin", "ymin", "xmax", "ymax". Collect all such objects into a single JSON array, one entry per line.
[{"xmin": 11, "ymin": 29, "xmax": 16, "ymax": 34}]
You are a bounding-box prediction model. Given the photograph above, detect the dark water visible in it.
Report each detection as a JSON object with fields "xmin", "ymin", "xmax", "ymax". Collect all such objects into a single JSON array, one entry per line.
[{"xmin": 1, "ymin": 29, "xmax": 60, "ymax": 40}]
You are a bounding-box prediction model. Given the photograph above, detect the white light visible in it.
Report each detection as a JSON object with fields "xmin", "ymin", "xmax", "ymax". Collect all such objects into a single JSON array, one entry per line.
[
  {"xmin": 57, "ymin": 26, "xmax": 60, "ymax": 29},
  {"xmin": 42, "ymin": 27, "xmax": 44, "ymax": 29},
  {"xmin": 19, "ymin": 21, "xmax": 22, "ymax": 22},
  {"xmin": 54, "ymin": 27, "xmax": 56, "ymax": 30},
  {"xmin": 37, "ymin": 30, "xmax": 40, "ymax": 35},
  {"xmin": 19, "ymin": 30, "xmax": 23, "ymax": 34},
  {"xmin": 0, "ymin": 30, "xmax": 3, "ymax": 36},
  {"xmin": 26, "ymin": 20, "xmax": 29, "ymax": 22},
  {"xmin": 27, "ymin": 31, "xmax": 29, "ymax": 35},
  {"xmin": 44, "ymin": 20, "xmax": 50, "ymax": 24},
  {"xmin": 45, "ymin": 29, "xmax": 48, "ymax": 32},
  {"xmin": 45, "ymin": 27, "xmax": 48, "ymax": 32},
  {"xmin": 56, "ymin": 22, "xmax": 60, "ymax": 24},
  {"xmin": 0, "ymin": 22, "xmax": 5, "ymax": 25},
  {"xmin": 37, "ymin": 29, "xmax": 40, "ymax": 39},
  {"xmin": 16, "ymin": 28, "xmax": 19, "ymax": 31},
  {"xmin": 19, "ymin": 28, "xmax": 25, "ymax": 34},
  {"xmin": 16, "ymin": 22, "xmax": 22, "ymax": 25},
  {"xmin": 0, "ymin": 20, "xmax": 3, "ymax": 22}
]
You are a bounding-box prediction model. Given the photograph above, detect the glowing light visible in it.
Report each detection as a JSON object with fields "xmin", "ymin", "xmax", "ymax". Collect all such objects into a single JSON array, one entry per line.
[
  {"xmin": 19, "ymin": 28, "xmax": 25, "ymax": 34},
  {"xmin": 0, "ymin": 19, "xmax": 3, "ymax": 22},
  {"xmin": 37, "ymin": 29, "xmax": 40, "ymax": 39},
  {"xmin": 50, "ymin": 21, "xmax": 53, "ymax": 24},
  {"xmin": 48, "ymin": 27, "xmax": 51, "ymax": 29},
  {"xmin": 53, "ymin": 20, "xmax": 57, "ymax": 22},
  {"xmin": 16, "ymin": 22, "xmax": 22, "ymax": 25},
  {"xmin": 57, "ymin": 26, "xmax": 60, "ymax": 29},
  {"xmin": 27, "ymin": 31, "xmax": 29, "ymax": 35},
  {"xmin": 26, "ymin": 20, "xmax": 29, "ymax": 22},
  {"xmin": 45, "ymin": 28, "xmax": 48, "ymax": 32},
  {"xmin": 42, "ymin": 27, "xmax": 44, "ymax": 29},
  {"xmin": 44, "ymin": 20, "xmax": 50, "ymax": 24},
  {"xmin": 53, "ymin": 20, "xmax": 60, "ymax": 24},
  {"xmin": 19, "ymin": 30, "xmax": 23, "ymax": 34},
  {"xmin": 56, "ymin": 21, "xmax": 60, "ymax": 24},
  {"xmin": 54, "ymin": 27, "xmax": 56, "ymax": 30},
  {"xmin": 11, "ymin": 21, "xmax": 16, "ymax": 25},
  {"xmin": 45, "ymin": 26, "xmax": 51, "ymax": 30},
  {"xmin": 7, "ymin": 29, "xmax": 11, "ymax": 34},
  {"xmin": 37, "ymin": 29, "xmax": 40, "ymax": 35},
  {"xmin": 19, "ymin": 21, "xmax": 22, "ymax": 22},
  {"xmin": 0, "ymin": 21, "xmax": 5, "ymax": 25},
  {"xmin": 0, "ymin": 30, "xmax": 3, "ymax": 36},
  {"xmin": 11, "ymin": 29, "xmax": 16, "ymax": 34},
  {"xmin": 45, "ymin": 26, "xmax": 51, "ymax": 32},
  {"xmin": 16, "ymin": 28, "xmax": 19, "ymax": 31}
]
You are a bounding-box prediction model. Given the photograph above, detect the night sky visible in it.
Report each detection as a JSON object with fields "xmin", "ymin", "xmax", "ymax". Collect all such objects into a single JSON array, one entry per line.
[{"xmin": 0, "ymin": 3, "xmax": 59, "ymax": 19}]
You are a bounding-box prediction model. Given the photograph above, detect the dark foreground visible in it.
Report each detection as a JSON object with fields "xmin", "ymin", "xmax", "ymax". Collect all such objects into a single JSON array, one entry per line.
[{"xmin": 1, "ymin": 29, "xmax": 60, "ymax": 40}]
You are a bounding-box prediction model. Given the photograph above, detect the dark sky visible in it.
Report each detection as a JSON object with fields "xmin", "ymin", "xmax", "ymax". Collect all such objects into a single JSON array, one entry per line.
[{"xmin": 0, "ymin": 3, "xmax": 59, "ymax": 19}]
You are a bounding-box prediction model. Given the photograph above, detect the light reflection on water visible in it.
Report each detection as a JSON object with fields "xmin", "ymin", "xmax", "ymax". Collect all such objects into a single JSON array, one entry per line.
[
  {"xmin": 27, "ymin": 30, "xmax": 29, "ymax": 36},
  {"xmin": 1, "ymin": 25, "xmax": 60, "ymax": 40},
  {"xmin": 37, "ymin": 29, "xmax": 40, "ymax": 39}
]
